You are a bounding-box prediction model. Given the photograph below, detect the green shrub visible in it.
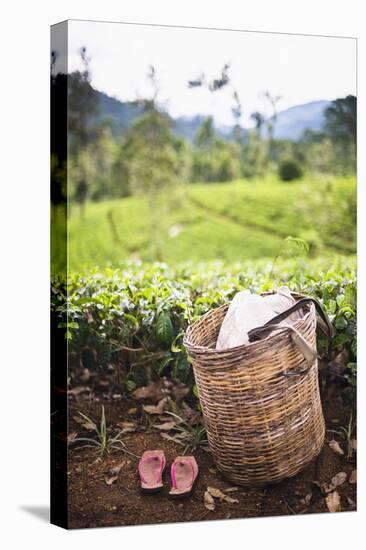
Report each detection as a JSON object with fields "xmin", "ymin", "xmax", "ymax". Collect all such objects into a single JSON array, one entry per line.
[
  {"xmin": 52, "ymin": 257, "xmax": 356, "ymax": 396},
  {"xmin": 278, "ymin": 159, "xmax": 303, "ymax": 181}
]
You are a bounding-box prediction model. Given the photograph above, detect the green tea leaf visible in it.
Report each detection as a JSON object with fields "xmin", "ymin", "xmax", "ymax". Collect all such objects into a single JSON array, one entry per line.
[
  {"xmin": 156, "ymin": 313, "xmax": 174, "ymax": 345},
  {"xmin": 126, "ymin": 380, "xmax": 137, "ymax": 392}
]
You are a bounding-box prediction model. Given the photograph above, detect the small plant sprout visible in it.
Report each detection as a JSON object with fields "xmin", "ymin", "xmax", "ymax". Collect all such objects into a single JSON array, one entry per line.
[
  {"xmin": 74, "ymin": 405, "xmax": 138, "ymax": 457},
  {"xmin": 269, "ymin": 236, "xmax": 310, "ymax": 280},
  {"xmin": 164, "ymin": 411, "xmax": 208, "ymax": 454},
  {"xmin": 326, "ymin": 409, "xmax": 356, "ymax": 460}
]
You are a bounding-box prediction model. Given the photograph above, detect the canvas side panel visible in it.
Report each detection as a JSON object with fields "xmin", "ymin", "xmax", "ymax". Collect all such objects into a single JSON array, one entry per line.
[{"xmin": 50, "ymin": 20, "xmax": 68, "ymax": 530}]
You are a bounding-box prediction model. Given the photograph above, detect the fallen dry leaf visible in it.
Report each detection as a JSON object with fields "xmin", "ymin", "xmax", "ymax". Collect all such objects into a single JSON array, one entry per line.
[
  {"xmin": 300, "ymin": 493, "xmax": 312, "ymax": 505},
  {"xmin": 323, "ymin": 483, "xmax": 335, "ymax": 494},
  {"xmin": 79, "ymin": 368, "xmax": 91, "ymax": 383},
  {"xmin": 67, "ymin": 432, "xmax": 78, "ymax": 445},
  {"xmin": 132, "ymin": 379, "xmax": 191, "ymax": 404},
  {"xmin": 143, "ymin": 405, "xmax": 162, "ymax": 415},
  {"xmin": 207, "ymin": 486, "xmax": 239, "ymax": 504},
  {"xmin": 224, "ymin": 487, "xmax": 239, "ymax": 493},
  {"xmin": 73, "ymin": 415, "xmax": 96, "ymax": 431},
  {"xmin": 133, "ymin": 381, "xmax": 166, "ymax": 402},
  {"xmin": 180, "ymin": 402, "xmax": 202, "ymax": 426},
  {"xmin": 325, "ymin": 491, "xmax": 341, "ymax": 513},
  {"xmin": 349, "ymin": 469, "xmax": 357, "ymax": 484},
  {"xmin": 208, "ymin": 486, "xmax": 226, "ymax": 499},
  {"xmin": 127, "ymin": 407, "xmax": 137, "ymax": 415},
  {"xmin": 104, "ymin": 462, "xmax": 125, "ymax": 485},
  {"xmin": 160, "ymin": 433, "xmax": 186, "ymax": 446},
  {"xmin": 331, "ymin": 472, "xmax": 347, "ymax": 488},
  {"xmin": 143, "ymin": 398, "xmax": 169, "ymax": 415},
  {"xmin": 153, "ymin": 421, "xmax": 176, "ymax": 431},
  {"xmin": 204, "ymin": 490, "xmax": 215, "ymax": 511},
  {"xmin": 346, "ymin": 496, "xmax": 356, "ymax": 508},
  {"xmin": 328, "ymin": 350, "xmax": 349, "ymax": 376},
  {"xmin": 329, "ymin": 440, "xmax": 344, "ymax": 456},
  {"xmin": 222, "ymin": 495, "xmax": 239, "ymax": 504},
  {"xmin": 68, "ymin": 386, "xmax": 90, "ymax": 397},
  {"xmin": 116, "ymin": 421, "xmax": 136, "ymax": 434},
  {"xmin": 105, "ymin": 476, "xmax": 118, "ymax": 486},
  {"xmin": 171, "ymin": 382, "xmax": 190, "ymax": 402},
  {"xmin": 350, "ymin": 439, "xmax": 357, "ymax": 451},
  {"xmin": 313, "ymin": 480, "xmax": 333, "ymax": 494}
]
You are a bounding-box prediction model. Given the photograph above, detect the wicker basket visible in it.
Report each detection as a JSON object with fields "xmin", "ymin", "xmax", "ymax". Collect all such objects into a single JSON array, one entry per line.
[{"xmin": 184, "ymin": 292, "xmax": 332, "ymax": 486}]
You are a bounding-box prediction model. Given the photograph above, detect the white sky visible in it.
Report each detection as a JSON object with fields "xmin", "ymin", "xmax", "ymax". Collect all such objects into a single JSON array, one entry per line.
[{"xmin": 67, "ymin": 20, "xmax": 356, "ymax": 127}]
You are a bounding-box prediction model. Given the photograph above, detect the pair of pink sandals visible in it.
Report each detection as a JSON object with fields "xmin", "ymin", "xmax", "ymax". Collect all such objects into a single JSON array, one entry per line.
[{"xmin": 138, "ymin": 450, "xmax": 198, "ymax": 497}]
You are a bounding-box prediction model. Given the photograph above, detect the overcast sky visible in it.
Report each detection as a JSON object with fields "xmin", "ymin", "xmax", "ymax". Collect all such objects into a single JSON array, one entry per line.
[{"xmin": 67, "ymin": 20, "xmax": 356, "ymax": 127}]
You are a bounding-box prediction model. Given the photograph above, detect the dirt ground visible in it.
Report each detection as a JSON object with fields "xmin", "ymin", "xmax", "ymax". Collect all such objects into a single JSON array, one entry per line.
[{"xmin": 67, "ymin": 391, "xmax": 356, "ymax": 529}]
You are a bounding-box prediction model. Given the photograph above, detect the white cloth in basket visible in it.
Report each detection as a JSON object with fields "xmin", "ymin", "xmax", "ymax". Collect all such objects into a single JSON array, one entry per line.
[{"xmin": 216, "ymin": 286, "xmax": 300, "ymax": 350}]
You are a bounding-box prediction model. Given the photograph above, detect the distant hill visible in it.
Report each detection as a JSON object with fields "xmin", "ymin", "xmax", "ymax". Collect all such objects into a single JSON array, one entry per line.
[
  {"xmin": 94, "ymin": 89, "xmax": 331, "ymax": 142},
  {"xmin": 94, "ymin": 92, "xmax": 143, "ymax": 136},
  {"xmin": 273, "ymin": 100, "xmax": 331, "ymax": 140}
]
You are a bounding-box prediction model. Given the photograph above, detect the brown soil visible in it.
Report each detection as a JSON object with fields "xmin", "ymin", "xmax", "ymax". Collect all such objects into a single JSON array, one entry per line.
[{"xmin": 67, "ymin": 394, "xmax": 356, "ymax": 529}]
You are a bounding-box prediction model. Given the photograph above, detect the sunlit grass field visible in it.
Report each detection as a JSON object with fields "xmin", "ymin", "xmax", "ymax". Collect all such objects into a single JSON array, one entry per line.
[{"xmin": 68, "ymin": 175, "xmax": 356, "ymax": 270}]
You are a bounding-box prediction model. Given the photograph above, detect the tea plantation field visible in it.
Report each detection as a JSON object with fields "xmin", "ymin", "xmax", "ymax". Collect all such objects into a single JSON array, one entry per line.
[
  {"xmin": 68, "ymin": 175, "xmax": 356, "ymax": 270},
  {"xmin": 52, "ymin": 255, "xmax": 356, "ymax": 391}
]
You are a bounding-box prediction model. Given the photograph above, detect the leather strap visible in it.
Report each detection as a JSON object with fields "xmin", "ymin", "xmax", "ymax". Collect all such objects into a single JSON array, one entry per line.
[{"xmin": 248, "ymin": 296, "xmax": 333, "ymax": 343}]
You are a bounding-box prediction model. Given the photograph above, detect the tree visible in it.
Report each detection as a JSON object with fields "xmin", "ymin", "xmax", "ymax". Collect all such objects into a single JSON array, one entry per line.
[
  {"xmin": 250, "ymin": 111, "xmax": 265, "ymax": 137},
  {"xmin": 232, "ymin": 90, "xmax": 243, "ymax": 145},
  {"xmin": 195, "ymin": 116, "xmax": 215, "ymax": 150},
  {"xmin": 115, "ymin": 66, "xmax": 181, "ymax": 260},
  {"xmin": 87, "ymin": 124, "xmax": 120, "ymax": 200},
  {"xmin": 325, "ymin": 95, "xmax": 356, "ymax": 145},
  {"xmin": 208, "ymin": 63, "xmax": 230, "ymax": 92},
  {"xmin": 295, "ymin": 130, "xmax": 333, "ymax": 174},
  {"xmin": 241, "ymin": 130, "xmax": 267, "ymax": 178},
  {"xmin": 324, "ymin": 95, "xmax": 356, "ymax": 173},
  {"xmin": 243, "ymin": 111, "xmax": 267, "ymax": 177},
  {"xmin": 193, "ymin": 116, "xmax": 216, "ymax": 182},
  {"xmin": 68, "ymin": 47, "xmax": 99, "ymax": 215},
  {"xmin": 261, "ymin": 90, "xmax": 282, "ymax": 161}
]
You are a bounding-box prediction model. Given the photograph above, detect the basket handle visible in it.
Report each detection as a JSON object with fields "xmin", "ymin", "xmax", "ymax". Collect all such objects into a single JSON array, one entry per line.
[
  {"xmin": 248, "ymin": 297, "xmax": 333, "ymax": 342},
  {"xmin": 247, "ymin": 297, "xmax": 334, "ymax": 376}
]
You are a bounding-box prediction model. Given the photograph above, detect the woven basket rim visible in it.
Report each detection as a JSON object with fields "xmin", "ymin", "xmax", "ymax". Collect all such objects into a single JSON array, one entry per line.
[{"xmin": 184, "ymin": 291, "xmax": 314, "ymax": 355}]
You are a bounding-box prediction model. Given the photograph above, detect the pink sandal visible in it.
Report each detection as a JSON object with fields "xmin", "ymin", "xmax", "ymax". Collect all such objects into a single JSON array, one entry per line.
[
  {"xmin": 138, "ymin": 450, "xmax": 166, "ymax": 493},
  {"xmin": 169, "ymin": 456, "xmax": 198, "ymax": 497}
]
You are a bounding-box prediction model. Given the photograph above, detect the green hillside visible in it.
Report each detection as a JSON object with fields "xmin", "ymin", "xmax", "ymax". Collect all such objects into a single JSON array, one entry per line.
[{"xmin": 68, "ymin": 175, "xmax": 356, "ymax": 270}]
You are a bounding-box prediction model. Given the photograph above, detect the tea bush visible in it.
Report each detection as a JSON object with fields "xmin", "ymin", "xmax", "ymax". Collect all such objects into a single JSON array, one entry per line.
[
  {"xmin": 278, "ymin": 159, "xmax": 303, "ymax": 181},
  {"xmin": 52, "ymin": 256, "xmax": 356, "ymax": 398}
]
